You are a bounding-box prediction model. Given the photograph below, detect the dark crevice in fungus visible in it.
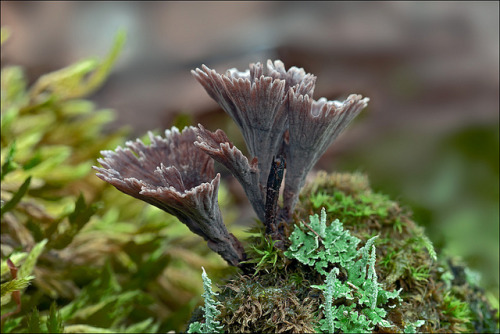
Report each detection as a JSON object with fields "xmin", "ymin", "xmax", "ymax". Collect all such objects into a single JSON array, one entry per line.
[{"xmin": 264, "ymin": 155, "xmax": 286, "ymax": 248}]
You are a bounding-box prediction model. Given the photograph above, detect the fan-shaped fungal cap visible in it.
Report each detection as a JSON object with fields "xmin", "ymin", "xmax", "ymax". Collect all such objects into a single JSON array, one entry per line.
[
  {"xmin": 283, "ymin": 91, "xmax": 370, "ymax": 215},
  {"xmin": 264, "ymin": 59, "xmax": 317, "ymax": 97},
  {"xmin": 93, "ymin": 126, "xmax": 245, "ymax": 266},
  {"xmin": 192, "ymin": 62, "xmax": 289, "ymax": 186}
]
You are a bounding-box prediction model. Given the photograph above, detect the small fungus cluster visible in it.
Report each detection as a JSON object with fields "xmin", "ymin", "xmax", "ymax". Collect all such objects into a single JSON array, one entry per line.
[{"xmin": 94, "ymin": 60, "xmax": 369, "ymax": 267}]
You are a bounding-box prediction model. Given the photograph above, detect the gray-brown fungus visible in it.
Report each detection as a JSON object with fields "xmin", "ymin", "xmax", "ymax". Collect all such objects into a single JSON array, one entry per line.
[
  {"xmin": 95, "ymin": 60, "xmax": 368, "ymax": 267},
  {"xmin": 93, "ymin": 126, "xmax": 245, "ymax": 266},
  {"xmin": 192, "ymin": 60, "xmax": 369, "ymax": 220}
]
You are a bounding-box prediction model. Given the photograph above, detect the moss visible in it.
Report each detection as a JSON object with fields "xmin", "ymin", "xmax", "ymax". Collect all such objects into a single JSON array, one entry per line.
[
  {"xmin": 1, "ymin": 29, "xmax": 233, "ymax": 333},
  {"xmin": 189, "ymin": 171, "xmax": 499, "ymax": 333},
  {"xmin": 217, "ymin": 275, "xmax": 317, "ymax": 333}
]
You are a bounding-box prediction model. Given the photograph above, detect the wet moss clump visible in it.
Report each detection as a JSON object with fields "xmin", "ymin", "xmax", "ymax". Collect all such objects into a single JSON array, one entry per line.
[
  {"xmin": 217, "ymin": 275, "xmax": 317, "ymax": 333},
  {"xmin": 188, "ymin": 171, "xmax": 499, "ymax": 333}
]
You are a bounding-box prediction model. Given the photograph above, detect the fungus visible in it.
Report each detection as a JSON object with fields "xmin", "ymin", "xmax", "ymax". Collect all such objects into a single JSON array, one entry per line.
[
  {"xmin": 192, "ymin": 60, "xmax": 369, "ymax": 221},
  {"xmin": 93, "ymin": 126, "xmax": 245, "ymax": 266},
  {"xmin": 95, "ymin": 59, "xmax": 368, "ymax": 265},
  {"xmin": 194, "ymin": 124, "xmax": 265, "ymax": 222},
  {"xmin": 283, "ymin": 92, "xmax": 369, "ymax": 217},
  {"xmin": 191, "ymin": 61, "xmax": 288, "ymax": 188}
]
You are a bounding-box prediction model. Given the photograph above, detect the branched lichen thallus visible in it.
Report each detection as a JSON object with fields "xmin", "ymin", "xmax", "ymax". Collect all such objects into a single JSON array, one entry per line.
[{"xmin": 94, "ymin": 59, "xmax": 369, "ymax": 268}]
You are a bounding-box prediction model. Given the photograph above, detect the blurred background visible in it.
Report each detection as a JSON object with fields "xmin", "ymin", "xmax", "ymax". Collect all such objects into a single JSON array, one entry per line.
[{"xmin": 1, "ymin": 1, "xmax": 498, "ymax": 300}]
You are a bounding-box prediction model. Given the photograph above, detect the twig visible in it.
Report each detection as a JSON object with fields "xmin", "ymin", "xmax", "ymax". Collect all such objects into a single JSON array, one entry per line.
[{"xmin": 301, "ymin": 220, "xmax": 323, "ymax": 243}]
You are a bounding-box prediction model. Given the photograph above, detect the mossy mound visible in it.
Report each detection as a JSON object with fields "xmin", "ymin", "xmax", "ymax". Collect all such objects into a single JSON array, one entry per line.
[
  {"xmin": 297, "ymin": 171, "xmax": 498, "ymax": 333},
  {"xmin": 189, "ymin": 171, "xmax": 499, "ymax": 333}
]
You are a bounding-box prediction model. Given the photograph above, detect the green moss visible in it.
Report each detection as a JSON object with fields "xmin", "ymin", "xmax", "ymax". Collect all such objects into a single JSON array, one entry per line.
[
  {"xmin": 243, "ymin": 232, "xmax": 284, "ymax": 275},
  {"xmin": 1, "ymin": 30, "xmax": 232, "ymax": 333},
  {"xmin": 299, "ymin": 171, "xmax": 497, "ymax": 333},
  {"xmin": 192, "ymin": 171, "xmax": 498, "ymax": 333}
]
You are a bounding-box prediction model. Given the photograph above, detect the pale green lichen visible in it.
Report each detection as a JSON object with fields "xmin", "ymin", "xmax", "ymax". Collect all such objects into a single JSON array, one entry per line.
[
  {"xmin": 188, "ymin": 267, "xmax": 223, "ymax": 334},
  {"xmin": 285, "ymin": 208, "xmax": 361, "ymax": 274},
  {"xmin": 289, "ymin": 208, "xmax": 401, "ymax": 333},
  {"xmin": 403, "ymin": 319, "xmax": 425, "ymax": 333}
]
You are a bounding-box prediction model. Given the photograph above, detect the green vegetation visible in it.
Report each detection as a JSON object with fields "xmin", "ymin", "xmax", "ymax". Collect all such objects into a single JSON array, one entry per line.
[
  {"xmin": 187, "ymin": 171, "xmax": 498, "ymax": 333},
  {"xmin": 241, "ymin": 225, "xmax": 286, "ymax": 276},
  {"xmin": 286, "ymin": 209, "xmax": 401, "ymax": 332},
  {"xmin": 337, "ymin": 123, "xmax": 500, "ymax": 301},
  {"xmin": 187, "ymin": 268, "xmax": 223, "ymax": 334},
  {"xmin": 296, "ymin": 171, "xmax": 497, "ymax": 333},
  {"xmin": 1, "ymin": 28, "xmax": 235, "ymax": 333}
]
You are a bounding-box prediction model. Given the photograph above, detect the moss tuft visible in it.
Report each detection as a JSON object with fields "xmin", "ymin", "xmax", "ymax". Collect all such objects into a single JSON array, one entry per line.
[{"xmin": 218, "ymin": 275, "xmax": 317, "ymax": 333}]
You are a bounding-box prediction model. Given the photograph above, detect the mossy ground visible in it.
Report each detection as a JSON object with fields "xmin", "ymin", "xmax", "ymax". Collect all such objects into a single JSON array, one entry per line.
[{"xmin": 189, "ymin": 171, "xmax": 499, "ymax": 333}]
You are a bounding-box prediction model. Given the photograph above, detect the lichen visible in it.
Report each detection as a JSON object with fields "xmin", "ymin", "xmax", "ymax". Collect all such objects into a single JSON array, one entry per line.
[
  {"xmin": 187, "ymin": 267, "xmax": 223, "ymax": 334},
  {"xmin": 284, "ymin": 208, "xmax": 401, "ymax": 332}
]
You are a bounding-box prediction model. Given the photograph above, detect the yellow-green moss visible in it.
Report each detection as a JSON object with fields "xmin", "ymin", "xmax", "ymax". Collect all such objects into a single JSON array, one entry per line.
[{"xmin": 1, "ymin": 29, "xmax": 232, "ymax": 333}]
